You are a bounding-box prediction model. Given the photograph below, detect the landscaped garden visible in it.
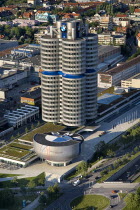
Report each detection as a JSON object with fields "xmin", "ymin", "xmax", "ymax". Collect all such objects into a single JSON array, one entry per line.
[
  {"xmin": 70, "ymin": 195, "xmax": 110, "ymax": 210},
  {"xmin": 20, "ymin": 122, "xmax": 65, "ymax": 142}
]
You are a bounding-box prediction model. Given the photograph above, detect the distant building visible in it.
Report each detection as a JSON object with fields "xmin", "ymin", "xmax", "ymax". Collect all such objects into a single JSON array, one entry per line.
[
  {"xmin": 121, "ymin": 73, "xmax": 140, "ymax": 89},
  {"xmin": 21, "ymin": 88, "xmax": 41, "ymax": 106},
  {"xmin": 113, "ymin": 16, "xmax": 130, "ymax": 27},
  {"xmin": 13, "ymin": 19, "xmax": 38, "ymax": 27},
  {"xmin": 98, "ymin": 56, "xmax": 140, "ymax": 88},
  {"xmin": 0, "ymin": 65, "xmax": 30, "ymax": 89},
  {"xmin": 99, "ymin": 15, "xmax": 113, "ymax": 30},
  {"xmin": 98, "ymin": 33, "xmax": 126, "ymax": 45},
  {"xmin": 35, "ymin": 12, "xmax": 57, "ymax": 23}
]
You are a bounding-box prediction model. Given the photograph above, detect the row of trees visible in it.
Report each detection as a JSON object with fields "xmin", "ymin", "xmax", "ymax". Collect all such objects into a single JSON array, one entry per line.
[
  {"xmin": 0, "ymin": 0, "xmax": 26, "ymax": 6},
  {"xmin": 0, "ymin": 25, "xmax": 38, "ymax": 44},
  {"xmin": 124, "ymin": 187, "xmax": 140, "ymax": 209},
  {"xmin": 39, "ymin": 183, "xmax": 60, "ymax": 206},
  {"xmin": 119, "ymin": 125, "xmax": 140, "ymax": 148}
]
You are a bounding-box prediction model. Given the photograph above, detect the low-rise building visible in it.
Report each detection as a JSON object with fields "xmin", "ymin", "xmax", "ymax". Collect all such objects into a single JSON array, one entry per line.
[
  {"xmin": 99, "ymin": 15, "xmax": 113, "ymax": 30},
  {"xmin": 113, "ymin": 15, "xmax": 130, "ymax": 27},
  {"xmin": 35, "ymin": 12, "xmax": 57, "ymax": 23},
  {"xmin": 0, "ymin": 65, "xmax": 30, "ymax": 89},
  {"xmin": 121, "ymin": 73, "xmax": 140, "ymax": 89},
  {"xmin": 21, "ymin": 88, "xmax": 41, "ymax": 106},
  {"xmin": 0, "ymin": 39, "xmax": 18, "ymax": 52},
  {"xmin": 98, "ymin": 56, "xmax": 140, "ymax": 88},
  {"xmin": 13, "ymin": 19, "xmax": 38, "ymax": 27},
  {"xmin": 98, "ymin": 33, "xmax": 126, "ymax": 45},
  {"xmin": 4, "ymin": 105, "xmax": 39, "ymax": 127}
]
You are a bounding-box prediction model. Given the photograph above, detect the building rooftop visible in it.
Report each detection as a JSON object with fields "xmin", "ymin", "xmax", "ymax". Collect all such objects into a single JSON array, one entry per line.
[
  {"xmin": 34, "ymin": 132, "xmax": 83, "ymax": 147},
  {"xmin": 98, "ymin": 45, "xmax": 120, "ymax": 56},
  {"xmin": 98, "ymin": 93, "xmax": 122, "ymax": 105},
  {"xmin": 123, "ymin": 73, "xmax": 140, "ymax": 81},
  {"xmin": 21, "ymin": 88, "xmax": 41, "ymax": 99},
  {"xmin": 99, "ymin": 56, "xmax": 140, "ymax": 76}
]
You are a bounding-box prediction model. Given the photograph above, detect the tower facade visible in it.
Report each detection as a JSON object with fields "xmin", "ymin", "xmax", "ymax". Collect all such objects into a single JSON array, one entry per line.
[{"xmin": 41, "ymin": 19, "xmax": 98, "ymax": 126}]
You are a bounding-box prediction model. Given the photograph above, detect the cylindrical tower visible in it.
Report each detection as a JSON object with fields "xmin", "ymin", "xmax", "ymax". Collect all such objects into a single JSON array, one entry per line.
[{"xmin": 85, "ymin": 35, "xmax": 98, "ymax": 120}]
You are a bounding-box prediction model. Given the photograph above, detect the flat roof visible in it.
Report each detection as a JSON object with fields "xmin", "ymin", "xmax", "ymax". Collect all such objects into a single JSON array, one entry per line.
[
  {"xmin": 98, "ymin": 45, "xmax": 120, "ymax": 56},
  {"xmin": 125, "ymin": 72, "xmax": 140, "ymax": 81},
  {"xmin": 99, "ymin": 56, "xmax": 140, "ymax": 76},
  {"xmin": 21, "ymin": 88, "xmax": 41, "ymax": 99},
  {"xmin": 98, "ymin": 93, "xmax": 122, "ymax": 105}
]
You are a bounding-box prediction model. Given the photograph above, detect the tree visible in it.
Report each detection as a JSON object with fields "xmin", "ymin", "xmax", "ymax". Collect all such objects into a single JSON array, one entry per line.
[
  {"xmin": 76, "ymin": 161, "xmax": 88, "ymax": 175},
  {"xmin": 27, "ymin": 180, "xmax": 36, "ymax": 189},
  {"xmin": 106, "ymin": 149, "xmax": 115, "ymax": 157},
  {"xmin": 31, "ymin": 124, "xmax": 34, "ymax": 130},
  {"xmin": 0, "ymin": 188, "xmax": 15, "ymax": 208},
  {"xmin": 25, "ymin": 127, "xmax": 28, "ymax": 133},
  {"xmin": 39, "ymin": 194, "xmax": 47, "ymax": 205},
  {"xmin": 20, "ymin": 186, "xmax": 27, "ymax": 196},
  {"xmin": 47, "ymin": 183, "xmax": 60, "ymax": 198},
  {"xmin": 11, "ymin": 176, "xmax": 18, "ymax": 186},
  {"xmin": 38, "ymin": 176, "xmax": 45, "ymax": 186}
]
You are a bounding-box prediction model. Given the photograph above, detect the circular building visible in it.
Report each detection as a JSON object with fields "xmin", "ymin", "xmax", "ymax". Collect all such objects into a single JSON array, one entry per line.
[{"xmin": 33, "ymin": 131, "xmax": 84, "ymax": 166}]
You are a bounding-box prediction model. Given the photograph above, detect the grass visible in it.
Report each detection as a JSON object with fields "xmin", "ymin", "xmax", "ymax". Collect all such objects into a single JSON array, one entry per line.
[
  {"xmin": 0, "ymin": 172, "xmax": 45, "ymax": 188},
  {"xmin": 98, "ymin": 86, "xmax": 114, "ymax": 97},
  {"xmin": 0, "ymin": 146, "xmax": 30, "ymax": 158},
  {"xmin": 0, "ymin": 173, "xmax": 20, "ymax": 178},
  {"xmin": 21, "ymin": 122, "xmax": 65, "ymax": 141},
  {"xmin": 10, "ymin": 195, "xmax": 37, "ymax": 210},
  {"xmin": 70, "ymin": 195, "xmax": 110, "ymax": 210},
  {"xmin": 9, "ymin": 142, "xmax": 32, "ymax": 150},
  {"xmin": 118, "ymin": 193, "xmax": 127, "ymax": 199},
  {"xmin": 133, "ymin": 175, "xmax": 140, "ymax": 183}
]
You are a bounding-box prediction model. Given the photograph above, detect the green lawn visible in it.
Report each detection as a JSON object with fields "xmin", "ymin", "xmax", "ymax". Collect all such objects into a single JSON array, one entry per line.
[
  {"xmin": 133, "ymin": 176, "xmax": 140, "ymax": 183},
  {"xmin": 0, "ymin": 173, "xmax": 21, "ymax": 178},
  {"xmin": 21, "ymin": 123, "xmax": 65, "ymax": 141},
  {"xmin": 9, "ymin": 142, "xmax": 32, "ymax": 150},
  {"xmin": 70, "ymin": 195, "xmax": 110, "ymax": 210},
  {"xmin": 0, "ymin": 172, "xmax": 45, "ymax": 188},
  {"xmin": 0, "ymin": 146, "xmax": 30, "ymax": 158}
]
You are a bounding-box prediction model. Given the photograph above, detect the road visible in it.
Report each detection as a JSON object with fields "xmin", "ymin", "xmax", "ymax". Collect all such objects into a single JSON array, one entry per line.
[{"xmin": 45, "ymin": 182, "xmax": 139, "ymax": 210}]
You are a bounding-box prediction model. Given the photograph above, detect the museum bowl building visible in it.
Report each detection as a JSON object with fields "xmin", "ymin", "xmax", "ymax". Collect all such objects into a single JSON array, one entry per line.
[{"xmin": 33, "ymin": 131, "xmax": 84, "ymax": 166}]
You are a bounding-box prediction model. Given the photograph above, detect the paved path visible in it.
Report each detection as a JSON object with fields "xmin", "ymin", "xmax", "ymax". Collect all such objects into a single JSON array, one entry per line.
[{"xmin": 22, "ymin": 196, "xmax": 40, "ymax": 210}]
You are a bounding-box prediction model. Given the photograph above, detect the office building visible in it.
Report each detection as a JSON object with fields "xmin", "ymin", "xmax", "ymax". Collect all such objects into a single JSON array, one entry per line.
[
  {"xmin": 41, "ymin": 19, "xmax": 98, "ymax": 126},
  {"xmin": 121, "ymin": 73, "xmax": 140, "ymax": 89},
  {"xmin": 98, "ymin": 56, "xmax": 140, "ymax": 88}
]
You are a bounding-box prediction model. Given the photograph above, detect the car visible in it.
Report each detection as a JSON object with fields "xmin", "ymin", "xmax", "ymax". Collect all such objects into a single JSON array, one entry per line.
[
  {"xmin": 73, "ymin": 179, "xmax": 81, "ymax": 186},
  {"xmin": 95, "ymin": 176, "xmax": 100, "ymax": 180},
  {"xmin": 99, "ymin": 131, "xmax": 107, "ymax": 137},
  {"xmin": 110, "ymin": 205, "xmax": 114, "ymax": 208},
  {"xmin": 112, "ymin": 190, "xmax": 118, "ymax": 194}
]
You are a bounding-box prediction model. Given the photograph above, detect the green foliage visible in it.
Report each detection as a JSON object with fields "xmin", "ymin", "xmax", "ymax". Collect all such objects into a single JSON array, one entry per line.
[
  {"xmin": 0, "ymin": 188, "xmax": 15, "ymax": 208},
  {"xmin": 0, "ymin": 25, "xmax": 38, "ymax": 44},
  {"xmin": 76, "ymin": 161, "xmax": 88, "ymax": 175},
  {"xmin": 20, "ymin": 186, "xmax": 27, "ymax": 196},
  {"xmin": 39, "ymin": 194, "xmax": 47, "ymax": 205},
  {"xmin": 47, "ymin": 183, "xmax": 60, "ymax": 201},
  {"xmin": 27, "ymin": 180, "xmax": 36, "ymax": 188},
  {"xmin": 124, "ymin": 191, "xmax": 140, "ymax": 210}
]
